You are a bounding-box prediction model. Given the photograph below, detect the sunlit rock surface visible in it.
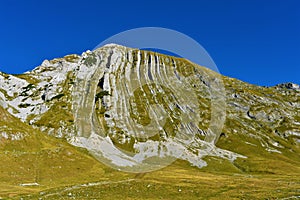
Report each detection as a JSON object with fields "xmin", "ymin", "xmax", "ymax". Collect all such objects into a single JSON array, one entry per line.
[{"xmin": 0, "ymin": 44, "xmax": 299, "ymax": 170}]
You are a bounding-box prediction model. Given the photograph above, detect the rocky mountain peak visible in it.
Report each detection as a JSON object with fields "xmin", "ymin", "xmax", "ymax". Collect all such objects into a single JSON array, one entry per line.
[
  {"xmin": 0, "ymin": 44, "xmax": 299, "ymax": 198},
  {"xmin": 0, "ymin": 44, "xmax": 298, "ymax": 170}
]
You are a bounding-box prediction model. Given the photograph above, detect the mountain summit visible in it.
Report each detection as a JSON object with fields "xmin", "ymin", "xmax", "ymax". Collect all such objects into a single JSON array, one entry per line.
[{"xmin": 0, "ymin": 44, "xmax": 299, "ymax": 199}]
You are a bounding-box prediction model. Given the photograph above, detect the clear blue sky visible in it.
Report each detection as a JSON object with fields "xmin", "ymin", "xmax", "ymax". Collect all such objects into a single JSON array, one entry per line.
[{"xmin": 0, "ymin": 0, "xmax": 299, "ymax": 86}]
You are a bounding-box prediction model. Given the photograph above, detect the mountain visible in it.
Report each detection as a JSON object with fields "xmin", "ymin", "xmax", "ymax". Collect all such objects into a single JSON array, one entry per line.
[{"xmin": 0, "ymin": 44, "xmax": 299, "ymax": 199}]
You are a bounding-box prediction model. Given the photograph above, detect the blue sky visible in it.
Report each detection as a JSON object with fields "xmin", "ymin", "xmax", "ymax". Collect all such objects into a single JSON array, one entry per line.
[{"xmin": 0, "ymin": 0, "xmax": 299, "ymax": 86}]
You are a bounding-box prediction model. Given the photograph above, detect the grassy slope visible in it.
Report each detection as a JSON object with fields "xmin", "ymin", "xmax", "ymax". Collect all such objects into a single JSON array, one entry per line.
[
  {"xmin": 0, "ymin": 102, "xmax": 299, "ymax": 199},
  {"xmin": 1, "ymin": 49, "xmax": 299, "ymax": 199},
  {"xmin": 0, "ymin": 106, "xmax": 128, "ymax": 198},
  {"xmin": 10, "ymin": 160, "xmax": 300, "ymax": 200}
]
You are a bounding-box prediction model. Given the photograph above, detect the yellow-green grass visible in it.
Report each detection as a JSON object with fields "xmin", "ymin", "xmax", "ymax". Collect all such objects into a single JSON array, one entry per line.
[{"xmin": 9, "ymin": 159, "xmax": 300, "ymax": 199}]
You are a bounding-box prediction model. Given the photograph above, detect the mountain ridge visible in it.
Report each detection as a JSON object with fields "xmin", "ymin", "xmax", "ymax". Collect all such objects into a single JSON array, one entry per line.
[{"xmin": 0, "ymin": 44, "xmax": 299, "ymax": 199}]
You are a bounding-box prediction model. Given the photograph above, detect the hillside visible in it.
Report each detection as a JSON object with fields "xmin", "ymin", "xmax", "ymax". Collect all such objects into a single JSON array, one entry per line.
[{"xmin": 0, "ymin": 44, "xmax": 299, "ymax": 199}]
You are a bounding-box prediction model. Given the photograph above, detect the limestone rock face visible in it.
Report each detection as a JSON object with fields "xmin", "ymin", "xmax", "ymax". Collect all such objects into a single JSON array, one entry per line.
[
  {"xmin": 275, "ymin": 82, "xmax": 300, "ymax": 91},
  {"xmin": 0, "ymin": 44, "xmax": 299, "ymax": 173}
]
